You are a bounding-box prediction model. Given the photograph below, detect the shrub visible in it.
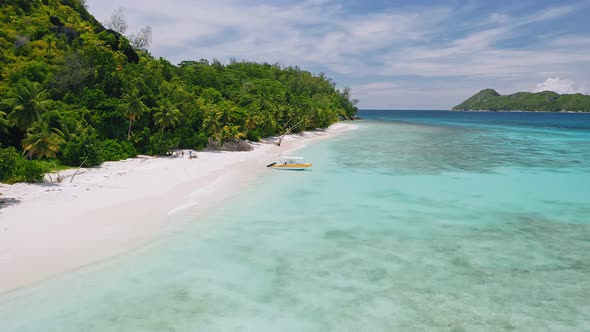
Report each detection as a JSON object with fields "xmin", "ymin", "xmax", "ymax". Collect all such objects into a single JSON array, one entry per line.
[
  {"xmin": 12, "ymin": 159, "xmax": 45, "ymax": 183},
  {"xmin": 120, "ymin": 140, "xmax": 137, "ymax": 158},
  {"xmin": 132, "ymin": 127, "xmax": 152, "ymax": 154},
  {"xmin": 100, "ymin": 139, "xmax": 137, "ymax": 161},
  {"xmin": 148, "ymin": 130, "xmax": 180, "ymax": 155},
  {"xmin": 246, "ymin": 129, "xmax": 261, "ymax": 142},
  {"xmin": 60, "ymin": 134, "xmax": 103, "ymax": 167},
  {"xmin": 0, "ymin": 145, "xmax": 45, "ymax": 183},
  {"xmin": 195, "ymin": 132, "xmax": 209, "ymax": 150},
  {"xmin": 0, "ymin": 146, "xmax": 20, "ymax": 182},
  {"xmin": 181, "ymin": 132, "xmax": 209, "ymax": 150},
  {"xmin": 100, "ymin": 139, "xmax": 130, "ymax": 161}
]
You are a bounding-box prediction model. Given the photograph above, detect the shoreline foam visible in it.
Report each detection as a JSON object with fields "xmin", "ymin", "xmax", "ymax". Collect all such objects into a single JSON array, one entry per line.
[{"xmin": 0, "ymin": 122, "xmax": 357, "ymax": 295}]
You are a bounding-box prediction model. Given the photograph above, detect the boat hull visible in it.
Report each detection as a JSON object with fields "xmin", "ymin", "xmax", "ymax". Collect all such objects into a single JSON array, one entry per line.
[{"xmin": 270, "ymin": 163, "xmax": 312, "ymax": 170}]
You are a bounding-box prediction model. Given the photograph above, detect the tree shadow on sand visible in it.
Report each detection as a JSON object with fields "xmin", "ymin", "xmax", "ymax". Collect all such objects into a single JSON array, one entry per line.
[{"xmin": 0, "ymin": 197, "xmax": 21, "ymax": 210}]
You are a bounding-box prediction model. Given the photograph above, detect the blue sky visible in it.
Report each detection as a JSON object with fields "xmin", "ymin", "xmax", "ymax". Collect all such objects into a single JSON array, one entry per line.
[{"xmin": 87, "ymin": 0, "xmax": 590, "ymax": 109}]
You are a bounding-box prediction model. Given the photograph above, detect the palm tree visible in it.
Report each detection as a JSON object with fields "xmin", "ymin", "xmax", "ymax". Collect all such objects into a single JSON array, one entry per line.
[
  {"xmin": 1, "ymin": 79, "xmax": 50, "ymax": 131},
  {"xmin": 60, "ymin": 118, "xmax": 90, "ymax": 141},
  {"xmin": 216, "ymin": 102, "xmax": 243, "ymax": 127},
  {"xmin": 21, "ymin": 121, "xmax": 65, "ymax": 159},
  {"xmin": 121, "ymin": 88, "xmax": 148, "ymax": 139},
  {"xmin": 218, "ymin": 124, "xmax": 245, "ymax": 141},
  {"xmin": 153, "ymin": 101, "xmax": 182, "ymax": 129},
  {"xmin": 202, "ymin": 106, "xmax": 222, "ymax": 135},
  {"xmin": 243, "ymin": 116, "xmax": 258, "ymax": 132}
]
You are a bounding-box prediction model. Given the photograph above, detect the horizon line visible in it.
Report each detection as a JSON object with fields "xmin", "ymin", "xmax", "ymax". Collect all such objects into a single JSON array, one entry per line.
[{"xmin": 359, "ymin": 109, "xmax": 451, "ymax": 111}]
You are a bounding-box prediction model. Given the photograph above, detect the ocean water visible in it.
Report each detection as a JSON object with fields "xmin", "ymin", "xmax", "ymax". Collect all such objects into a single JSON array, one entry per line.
[{"xmin": 1, "ymin": 110, "xmax": 590, "ymax": 331}]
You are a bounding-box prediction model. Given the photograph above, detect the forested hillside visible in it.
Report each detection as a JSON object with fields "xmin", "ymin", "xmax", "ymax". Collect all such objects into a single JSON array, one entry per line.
[
  {"xmin": 453, "ymin": 89, "xmax": 590, "ymax": 112},
  {"xmin": 0, "ymin": 0, "xmax": 358, "ymax": 183}
]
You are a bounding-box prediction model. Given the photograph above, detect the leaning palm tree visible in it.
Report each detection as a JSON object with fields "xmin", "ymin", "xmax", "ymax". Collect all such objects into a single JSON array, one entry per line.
[
  {"xmin": 121, "ymin": 88, "xmax": 148, "ymax": 139},
  {"xmin": 21, "ymin": 121, "xmax": 65, "ymax": 159},
  {"xmin": 153, "ymin": 101, "xmax": 182, "ymax": 129},
  {"xmin": 243, "ymin": 114, "xmax": 259, "ymax": 132},
  {"xmin": 1, "ymin": 79, "xmax": 50, "ymax": 131}
]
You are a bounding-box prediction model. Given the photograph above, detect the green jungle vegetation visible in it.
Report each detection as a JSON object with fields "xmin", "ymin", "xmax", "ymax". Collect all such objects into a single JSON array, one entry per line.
[
  {"xmin": 0, "ymin": 0, "xmax": 358, "ymax": 183},
  {"xmin": 453, "ymin": 89, "xmax": 590, "ymax": 112}
]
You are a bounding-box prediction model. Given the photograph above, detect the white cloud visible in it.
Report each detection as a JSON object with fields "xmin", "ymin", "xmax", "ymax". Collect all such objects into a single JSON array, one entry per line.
[
  {"xmin": 87, "ymin": 0, "xmax": 444, "ymax": 72},
  {"xmin": 351, "ymin": 82, "xmax": 399, "ymax": 96},
  {"xmin": 381, "ymin": 2, "xmax": 590, "ymax": 80},
  {"xmin": 85, "ymin": 0, "xmax": 590, "ymax": 108},
  {"xmin": 351, "ymin": 83, "xmax": 474, "ymax": 110},
  {"xmin": 533, "ymin": 78, "xmax": 586, "ymax": 94},
  {"xmin": 488, "ymin": 13, "xmax": 510, "ymax": 24},
  {"xmin": 553, "ymin": 35, "xmax": 590, "ymax": 46},
  {"xmin": 531, "ymin": 4, "xmax": 580, "ymax": 22}
]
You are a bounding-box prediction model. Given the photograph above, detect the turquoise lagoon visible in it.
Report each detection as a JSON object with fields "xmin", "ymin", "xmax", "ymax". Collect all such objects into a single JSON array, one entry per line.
[{"xmin": 1, "ymin": 110, "xmax": 589, "ymax": 331}]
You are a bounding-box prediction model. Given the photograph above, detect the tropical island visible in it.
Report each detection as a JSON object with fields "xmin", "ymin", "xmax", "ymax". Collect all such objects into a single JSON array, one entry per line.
[
  {"xmin": 0, "ymin": 0, "xmax": 358, "ymax": 184},
  {"xmin": 453, "ymin": 88, "xmax": 590, "ymax": 112},
  {"xmin": 0, "ymin": 0, "xmax": 359, "ymax": 293}
]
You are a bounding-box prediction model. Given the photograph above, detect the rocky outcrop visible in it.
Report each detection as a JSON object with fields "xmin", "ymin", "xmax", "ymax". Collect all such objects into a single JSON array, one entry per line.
[{"xmin": 207, "ymin": 138, "xmax": 253, "ymax": 151}]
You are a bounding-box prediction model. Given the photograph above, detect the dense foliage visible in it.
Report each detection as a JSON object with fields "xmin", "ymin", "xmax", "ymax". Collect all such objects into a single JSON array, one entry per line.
[
  {"xmin": 0, "ymin": 144, "xmax": 46, "ymax": 183},
  {"xmin": 453, "ymin": 89, "xmax": 590, "ymax": 112},
  {"xmin": 0, "ymin": 0, "xmax": 358, "ymax": 182}
]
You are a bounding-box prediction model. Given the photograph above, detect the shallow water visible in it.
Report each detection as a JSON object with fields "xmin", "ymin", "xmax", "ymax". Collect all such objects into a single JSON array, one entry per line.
[{"xmin": 1, "ymin": 110, "xmax": 589, "ymax": 331}]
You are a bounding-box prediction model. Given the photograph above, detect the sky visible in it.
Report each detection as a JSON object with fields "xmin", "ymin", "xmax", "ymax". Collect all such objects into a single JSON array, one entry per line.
[{"xmin": 86, "ymin": 0, "xmax": 590, "ymax": 109}]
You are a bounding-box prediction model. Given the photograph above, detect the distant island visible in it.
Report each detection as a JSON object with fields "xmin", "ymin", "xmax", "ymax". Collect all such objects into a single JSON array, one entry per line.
[{"xmin": 453, "ymin": 89, "xmax": 590, "ymax": 112}]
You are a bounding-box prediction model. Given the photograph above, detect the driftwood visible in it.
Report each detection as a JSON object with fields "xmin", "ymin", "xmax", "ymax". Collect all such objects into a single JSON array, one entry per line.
[
  {"xmin": 47, "ymin": 164, "xmax": 63, "ymax": 183},
  {"xmin": 69, "ymin": 157, "xmax": 88, "ymax": 183},
  {"xmin": 277, "ymin": 118, "xmax": 305, "ymax": 146}
]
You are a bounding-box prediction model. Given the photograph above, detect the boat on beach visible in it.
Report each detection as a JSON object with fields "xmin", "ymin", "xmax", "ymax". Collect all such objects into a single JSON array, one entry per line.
[{"xmin": 267, "ymin": 156, "xmax": 312, "ymax": 170}]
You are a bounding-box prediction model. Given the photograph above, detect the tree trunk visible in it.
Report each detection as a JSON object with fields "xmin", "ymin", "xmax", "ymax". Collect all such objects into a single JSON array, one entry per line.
[
  {"xmin": 276, "ymin": 118, "xmax": 305, "ymax": 146},
  {"xmin": 70, "ymin": 158, "xmax": 88, "ymax": 183},
  {"xmin": 127, "ymin": 119, "xmax": 133, "ymax": 139}
]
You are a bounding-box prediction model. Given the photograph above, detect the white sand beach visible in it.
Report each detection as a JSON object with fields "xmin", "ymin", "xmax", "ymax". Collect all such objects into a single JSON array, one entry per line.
[{"xmin": 0, "ymin": 123, "xmax": 356, "ymax": 294}]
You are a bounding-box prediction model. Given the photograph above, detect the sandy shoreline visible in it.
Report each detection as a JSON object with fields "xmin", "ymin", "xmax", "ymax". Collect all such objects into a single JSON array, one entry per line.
[{"xmin": 0, "ymin": 122, "xmax": 357, "ymax": 295}]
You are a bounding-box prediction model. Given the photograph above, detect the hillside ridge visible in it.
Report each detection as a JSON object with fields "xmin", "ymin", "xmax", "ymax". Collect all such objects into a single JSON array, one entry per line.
[{"xmin": 453, "ymin": 89, "xmax": 590, "ymax": 112}]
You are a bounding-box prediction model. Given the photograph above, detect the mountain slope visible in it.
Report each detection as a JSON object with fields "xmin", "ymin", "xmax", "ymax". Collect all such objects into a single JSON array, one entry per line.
[{"xmin": 0, "ymin": 0, "xmax": 138, "ymax": 95}]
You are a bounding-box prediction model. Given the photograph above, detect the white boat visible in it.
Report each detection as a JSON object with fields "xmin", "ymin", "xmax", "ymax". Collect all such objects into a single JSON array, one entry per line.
[{"xmin": 267, "ymin": 156, "xmax": 312, "ymax": 170}]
